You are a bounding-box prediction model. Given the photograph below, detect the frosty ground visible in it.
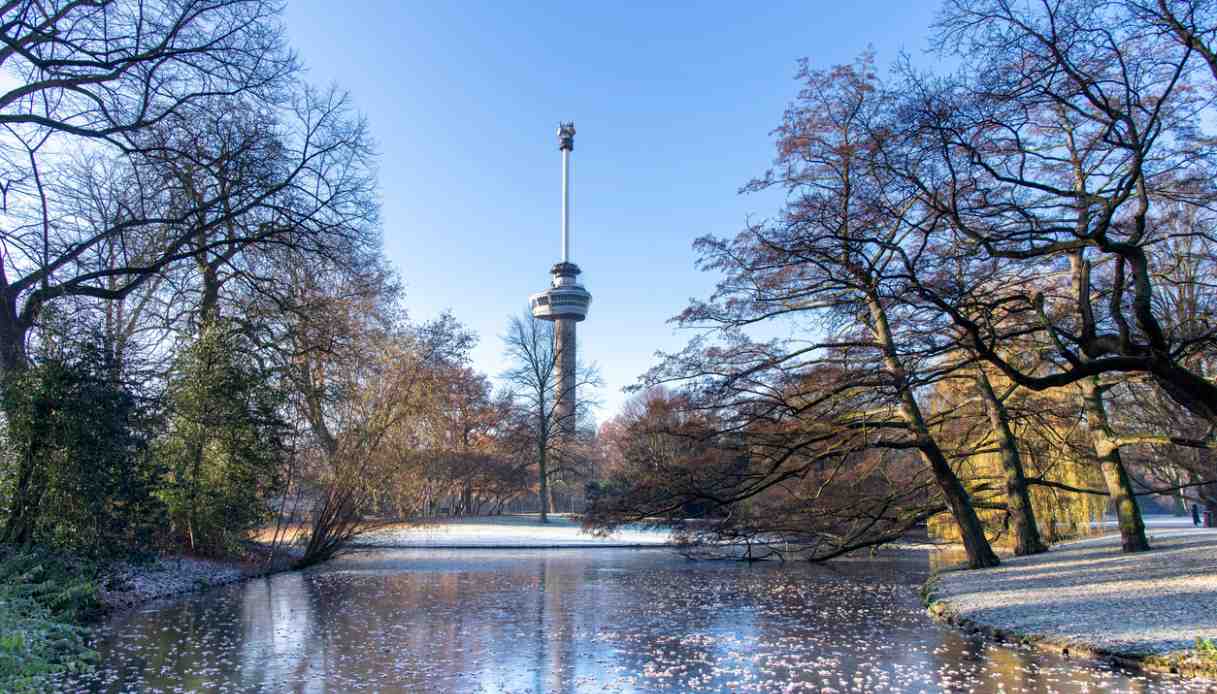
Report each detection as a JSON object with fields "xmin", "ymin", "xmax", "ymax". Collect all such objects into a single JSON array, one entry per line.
[
  {"xmin": 98, "ymin": 549, "xmax": 302, "ymax": 611},
  {"xmin": 353, "ymin": 514, "xmax": 674, "ymax": 548},
  {"xmin": 929, "ymin": 516, "xmax": 1217, "ymax": 670}
]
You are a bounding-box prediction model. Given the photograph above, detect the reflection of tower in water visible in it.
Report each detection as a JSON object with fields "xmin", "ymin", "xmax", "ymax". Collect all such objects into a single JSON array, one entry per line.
[{"xmin": 528, "ymin": 122, "xmax": 591, "ymax": 436}]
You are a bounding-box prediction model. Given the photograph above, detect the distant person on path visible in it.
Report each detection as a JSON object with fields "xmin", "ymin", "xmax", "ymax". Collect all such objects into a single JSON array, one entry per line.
[{"xmin": 1193, "ymin": 503, "xmax": 1201, "ymax": 527}]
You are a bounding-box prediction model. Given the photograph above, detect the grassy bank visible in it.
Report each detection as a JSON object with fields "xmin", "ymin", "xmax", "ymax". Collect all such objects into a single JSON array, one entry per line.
[
  {"xmin": 925, "ymin": 582, "xmax": 1217, "ymax": 679},
  {"xmin": 922, "ymin": 525, "xmax": 1217, "ymax": 681}
]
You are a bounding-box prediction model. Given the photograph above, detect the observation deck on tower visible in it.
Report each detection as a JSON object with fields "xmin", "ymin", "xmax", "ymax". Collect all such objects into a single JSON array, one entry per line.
[{"xmin": 530, "ymin": 262, "xmax": 590, "ymax": 321}]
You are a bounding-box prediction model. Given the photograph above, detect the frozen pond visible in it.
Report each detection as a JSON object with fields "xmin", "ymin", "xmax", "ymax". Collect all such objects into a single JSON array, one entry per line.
[{"xmin": 56, "ymin": 549, "xmax": 1207, "ymax": 693}]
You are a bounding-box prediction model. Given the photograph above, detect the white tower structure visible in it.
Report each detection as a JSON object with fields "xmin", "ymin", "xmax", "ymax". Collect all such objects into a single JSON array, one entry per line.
[{"xmin": 529, "ymin": 122, "xmax": 590, "ymax": 435}]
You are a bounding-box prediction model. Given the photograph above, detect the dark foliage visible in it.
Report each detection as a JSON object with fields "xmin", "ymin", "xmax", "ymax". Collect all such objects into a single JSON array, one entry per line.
[{"xmin": 0, "ymin": 333, "xmax": 164, "ymax": 557}]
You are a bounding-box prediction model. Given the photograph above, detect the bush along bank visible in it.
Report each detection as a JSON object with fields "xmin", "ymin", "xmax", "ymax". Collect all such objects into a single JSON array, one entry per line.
[
  {"xmin": 0, "ymin": 549, "xmax": 103, "ymax": 692},
  {"xmin": 0, "ymin": 542, "xmax": 304, "ymax": 692}
]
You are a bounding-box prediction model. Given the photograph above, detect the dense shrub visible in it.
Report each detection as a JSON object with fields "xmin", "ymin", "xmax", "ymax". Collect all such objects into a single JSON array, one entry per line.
[
  {"xmin": 0, "ymin": 339, "xmax": 164, "ymax": 556},
  {"xmin": 0, "ymin": 549, "xmax": 101, "ymax": 692}
]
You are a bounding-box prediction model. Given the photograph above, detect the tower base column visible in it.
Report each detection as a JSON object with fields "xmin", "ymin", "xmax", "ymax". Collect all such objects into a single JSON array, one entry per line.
[{"xmin": 555, "ymin": 318, "xmax": 577, "ymax": 436}]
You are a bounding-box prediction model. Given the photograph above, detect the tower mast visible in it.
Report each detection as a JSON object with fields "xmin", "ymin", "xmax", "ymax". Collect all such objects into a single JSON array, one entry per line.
[{"xmin": 561, "ymin": 125, "xmax": 571, "ymax": 263}]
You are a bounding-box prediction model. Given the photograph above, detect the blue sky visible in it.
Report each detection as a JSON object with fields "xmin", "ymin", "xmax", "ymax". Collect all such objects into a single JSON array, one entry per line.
[{"xmin": 283, "ymin": 1, "xmax": 944, "ymax": 420}]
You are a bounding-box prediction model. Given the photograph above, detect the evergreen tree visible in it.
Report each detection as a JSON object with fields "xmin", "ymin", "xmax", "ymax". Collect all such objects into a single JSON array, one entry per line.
[{"xmin": 158, "ymin": 323, "xmax": 286, "ymax": 556}]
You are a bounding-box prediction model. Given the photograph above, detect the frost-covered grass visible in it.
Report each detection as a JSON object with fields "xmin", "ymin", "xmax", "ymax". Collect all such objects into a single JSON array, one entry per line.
[
  {"xmin": 931, "ymin": 522, "xmax": 1217, "ymax": 661},
  {"xmin": 353, "ymin": 514, "xmax": 674, "ymax": 548},
  {"xmin": 98, "ymin": 553, "xmax": 288, "ymax": 611}
]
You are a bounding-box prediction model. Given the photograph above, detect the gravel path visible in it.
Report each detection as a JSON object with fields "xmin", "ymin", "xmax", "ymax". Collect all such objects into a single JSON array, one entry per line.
[
  {"xmin": 932, "ymin": 525, "xmax": 1217, "ymax": 657},
  {"xmin": 352, "ymin": 514, "xmax": 673, "ymax": 548}
]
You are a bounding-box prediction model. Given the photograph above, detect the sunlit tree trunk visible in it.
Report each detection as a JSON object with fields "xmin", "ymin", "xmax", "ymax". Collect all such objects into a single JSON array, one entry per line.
[
  {"xmin": 1080, "ymin": 377, "xmax": 1150, "ymax": 552},
  {"xmin": 974, "ymin": 368, "xmax": 1048, "ymax": 555},
  {"xmin": 868, "ymin": 295, "xmax": 999, "ymax": 568}
]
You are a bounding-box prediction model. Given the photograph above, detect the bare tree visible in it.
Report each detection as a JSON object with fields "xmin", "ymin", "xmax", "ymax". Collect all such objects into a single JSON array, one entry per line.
[
  {"xmin": 584, "ymin": 380, "xmax": 955, "ymax": 563},
  {"xmin": 501, "ymin": 311, "xmax": 599, "ymax": 523},
  {"xmin": 0, "ymin": 1, "xmax": 293, "ymax": 143},
  {"xmin": 283, "ymin": 277, "xmax": 474, "ymax": 566},
  {"xmin": 643, "ymin": 57, "xmax": 1001, "ymax": 567},
  {"xmin": 912, "ymin": 0, "xmax": 1217, "ymax": 424},
  {"xmin": 0, "ymin": 0, "xmax": 305, "ymax": 373}
]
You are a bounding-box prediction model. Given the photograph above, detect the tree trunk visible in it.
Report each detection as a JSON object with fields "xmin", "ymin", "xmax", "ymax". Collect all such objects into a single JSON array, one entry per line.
[
  {"xmin": 199, "ymin": 263, "xmax": 221, "ymax": 324},
  {"xmin": 538, "ymin": 437, "xmax": 549, "ymax": 523},
  {"xmin": 186, "ymin": 438, "xmax": 205, "ymax": 552},
  {"xmin": 867, "ymin": 295, "xmax": 999, "ymax": 568},
  {"xmin": 1172, "ymin": 477, "xmax": 1187, "ymax": 517},
  {"xmin": 975, "ymin": 368, "xmax": 1048, "ymax": 555},
  {"xmin": 919, "ymin": 439, "xmax": 1002, "ymax": 568},
  {"xmin": 1080, "ymin": 377, "xmax": 1150, "ymax": 552},
  {"xmin": 0, "ymin": 299, "xmax": 29, "ymax": 376}
]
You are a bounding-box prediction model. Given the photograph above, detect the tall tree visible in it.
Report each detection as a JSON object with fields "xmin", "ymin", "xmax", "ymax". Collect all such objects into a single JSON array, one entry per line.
[
  {"xmin": 912, "ymin": 0, "xmax": 1217, "ymax": 424},
  {"xmin": 972, "ymin": 366, "xmax": 1049, "ymax": 555},
  {"xmin": 611, "ymin": 56, "xmax": 1002, "ymax": 567},
  {"xmin": 501, "ymin": 311, "xmax": 598, "ymax": 523},
  {"xmin": 279, "ymin": 261, "xmax": 473, "ymax": 565},
  {"xmin": 0, "ymin": 0, "xmax": 352, "ymax": 372}
]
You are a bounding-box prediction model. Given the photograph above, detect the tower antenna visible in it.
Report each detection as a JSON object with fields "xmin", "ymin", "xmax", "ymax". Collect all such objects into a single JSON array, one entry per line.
[{"xmin": 559, "ymin": 122, "xmax": 574, "ymax": 263}]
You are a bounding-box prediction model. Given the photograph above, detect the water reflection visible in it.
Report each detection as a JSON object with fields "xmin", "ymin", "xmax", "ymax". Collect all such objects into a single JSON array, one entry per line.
[{"xmin": 55, "ymin": 549, "xmax": 1207, "ymax": 693}]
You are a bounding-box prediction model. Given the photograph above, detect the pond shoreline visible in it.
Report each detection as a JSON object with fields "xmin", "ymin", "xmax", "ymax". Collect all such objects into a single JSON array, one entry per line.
[
  {"xmin": 99, "ymin": 515, "xmax": 675, "ymax": 614},
  {"xmin": 923, "ymin": 522, "xmax": 1217, "ymax": 680},
  {"xmin": 351, "ymin": 543, "xmax": 674, "ymax": 550},
  {"xmin": 351, "ymin": 514, "xmax": 675, "ymax": 549},
  {"xmin": 97, "ymin": 547, "xmax": 302, "ymax": 613}
]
